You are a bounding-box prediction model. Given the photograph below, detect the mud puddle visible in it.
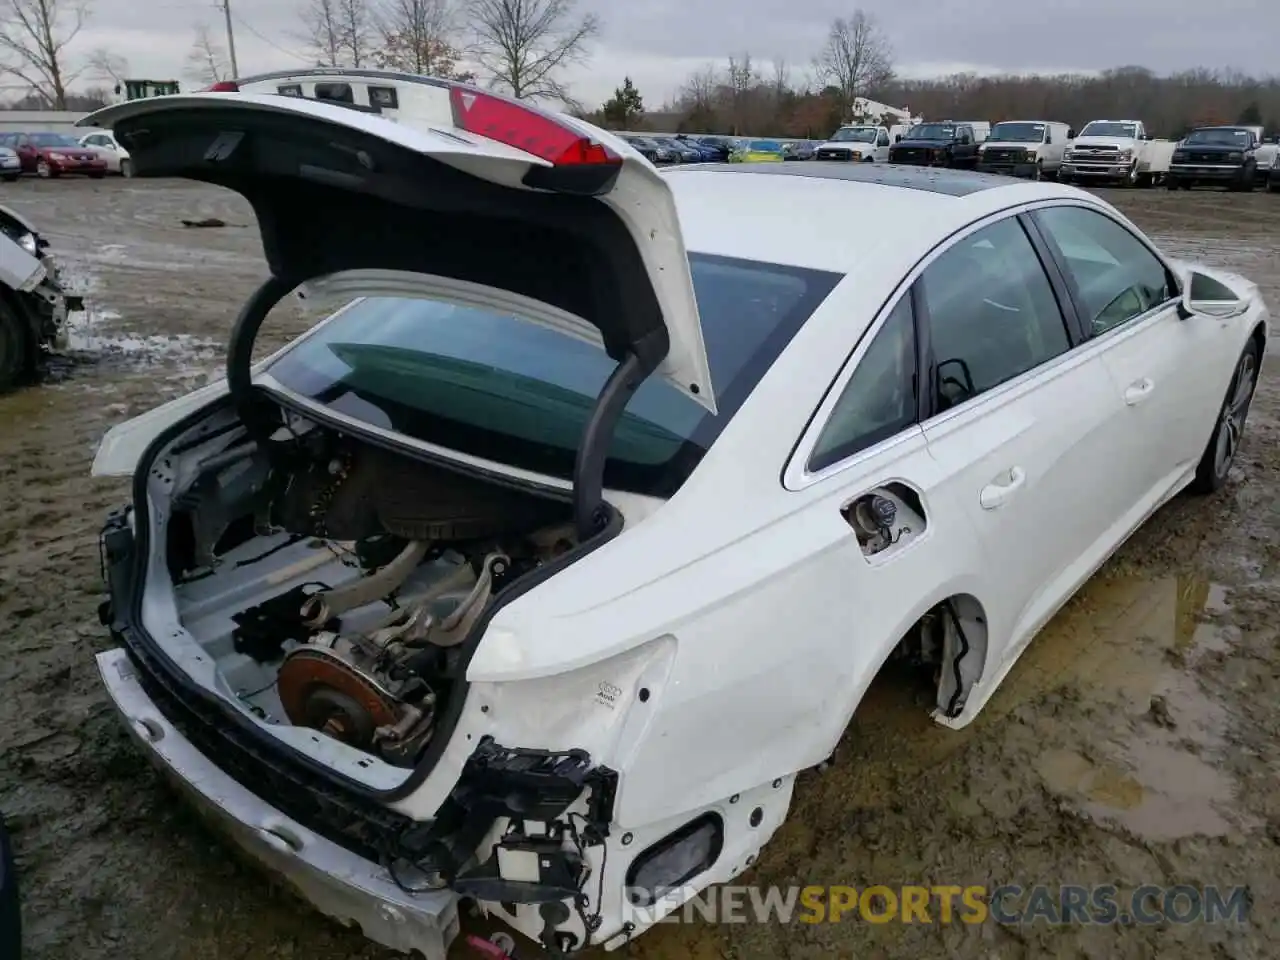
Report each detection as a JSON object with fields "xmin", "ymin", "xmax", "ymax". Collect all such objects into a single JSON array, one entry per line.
[{"xmin": 604, "ymin": 573, "xmax": 1268, "ymax": 960}]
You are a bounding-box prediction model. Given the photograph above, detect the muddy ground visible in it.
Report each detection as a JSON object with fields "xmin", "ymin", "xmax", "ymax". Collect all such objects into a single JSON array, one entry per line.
[{"xmin": 2, "ymin": 177, "xmax": 1280, "ymax": 960}]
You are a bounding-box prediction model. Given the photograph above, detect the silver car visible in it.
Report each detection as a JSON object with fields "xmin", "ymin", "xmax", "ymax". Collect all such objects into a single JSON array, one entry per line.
[{"xmin": 0, "ymin": 147, "xmax": 20, "ymax": 182}]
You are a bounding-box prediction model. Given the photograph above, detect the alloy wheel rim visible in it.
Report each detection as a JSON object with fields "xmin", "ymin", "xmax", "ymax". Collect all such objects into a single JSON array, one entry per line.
[{"xmin": 1215, "ymin": 352, "xmax": 1257, "ymax": 477}]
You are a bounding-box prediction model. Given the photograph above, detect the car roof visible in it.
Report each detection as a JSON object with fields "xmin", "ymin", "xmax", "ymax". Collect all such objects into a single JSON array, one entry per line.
[{"xmin": 664, "ymin": 163, "xmax": 1086, "ymax": 271}]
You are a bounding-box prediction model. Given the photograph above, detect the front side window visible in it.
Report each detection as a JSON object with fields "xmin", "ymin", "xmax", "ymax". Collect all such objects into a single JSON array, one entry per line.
[
  {"xmin": 920, "ymin": 217, "xmax": 1070, "ymax": 412},
  {"xmin": 809, "ymin": 295, "xmax": 917, "ymax": 472},
  {"xmin": 267, "ymin": 254, "xmax": 842, "ymax": 497},
  {"xmin": 1032, "ymin": 205, "xmax": 1175, "ymax": 335}
]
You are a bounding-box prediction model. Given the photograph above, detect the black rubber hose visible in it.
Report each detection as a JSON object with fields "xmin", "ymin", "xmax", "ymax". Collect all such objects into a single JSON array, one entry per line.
[
  {"xmin": 226, "ymin": 273, "xmax": 302, "ymax": 444},
  {"xmin": 944, "ymin": 600, "xmax": 971, "ymax": 718},
  {"xmin": 572, "ymin": 352, "xmax": 646, "ymax": 542}
]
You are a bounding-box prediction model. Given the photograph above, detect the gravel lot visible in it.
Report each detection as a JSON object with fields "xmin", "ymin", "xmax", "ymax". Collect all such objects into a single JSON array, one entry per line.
[{"xmin": 2, "ymin": 177, "xmax": 1280, "ymax": 960}]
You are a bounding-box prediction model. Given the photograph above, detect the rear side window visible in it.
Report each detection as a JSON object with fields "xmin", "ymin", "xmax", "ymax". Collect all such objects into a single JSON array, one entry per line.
[
  {"xmin": 1032, "ymin": 205, "xmax": 1175, "ymax": 335},
  {"xmin": 920, "ymin": 217, "xmax": 1070, "ymax": 411},
  {"xmin": 809, "ymin": 295, "xmax": 917, "ymax": 471},
  {"xmin": 267, "ymin": 254, "xmax": 841, "ymax": 497}
]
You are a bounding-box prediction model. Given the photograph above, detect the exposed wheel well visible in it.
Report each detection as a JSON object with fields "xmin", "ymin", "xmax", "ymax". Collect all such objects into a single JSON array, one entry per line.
[
  {"xmin": 885, "ymin": 592, "xmax": 990, "ymax": 719},
  {"xmin": 1250, "ymin": 321, "xmax": 1266, "ymax": 358}
]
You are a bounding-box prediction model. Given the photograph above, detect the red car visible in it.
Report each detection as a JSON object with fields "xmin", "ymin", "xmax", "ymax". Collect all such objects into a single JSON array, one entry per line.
[{"xmin": 1, "ymin": 132, "xmax": 107, "ymax": 179}]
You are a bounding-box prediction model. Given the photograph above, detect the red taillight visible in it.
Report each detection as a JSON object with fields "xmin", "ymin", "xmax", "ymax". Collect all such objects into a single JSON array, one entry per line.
[
  {"xmin": 203, "ymin": 80, "xmax": 239, "ymax": 92},
  {"xmin": 448, "ymin": 85, "xmax": 618, "ymax": 166}
]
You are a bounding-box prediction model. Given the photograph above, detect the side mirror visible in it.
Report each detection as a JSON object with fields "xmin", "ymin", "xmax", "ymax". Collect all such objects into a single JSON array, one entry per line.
[
  {"xmin": 1067, "ymin": 129, "xmax": 1076, "ymax": 139},
  {"xmin": 895, "ymin": 134, "xmax": 902, "ymax": 143},
  {"xmin": 1045, "ymin": 134, "xmax": 1053, "ymax": 144},
  {"xmin": 1142, "ymin": 133, "xmax": 1152, "ymax": 141},
  {"xmin": 1178, "ymin": 269, "xmax": 1250, "ymax": 320}
]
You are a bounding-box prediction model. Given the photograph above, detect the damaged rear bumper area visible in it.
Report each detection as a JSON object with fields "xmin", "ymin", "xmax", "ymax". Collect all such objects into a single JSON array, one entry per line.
[
  {"xmin": 96, "ymin": 646, "xmax": 463, "ymax": 957},
  {"xmin": 31, "ymin": 270, "xmax": 79, "ymax": 352},
  {"xmin": 97, "ymin": 507, "xmax": 621, "ymax": 958}
]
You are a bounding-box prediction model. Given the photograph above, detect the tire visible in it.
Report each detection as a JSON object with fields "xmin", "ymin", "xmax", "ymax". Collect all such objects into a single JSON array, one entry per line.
[
  {"xmin": 1188, "ymin": 338, "xmax": 1261, "ymax": 495},
  {"xmin": 1032, "ymin": 161, "xmax": 1044, "ymax": 181},
  {"xmin": 1269, "ymin": 177, "xmax": 1280, "ymax": 193},
  {"xmin": 88, "ymin": 172, "xmax": 105, "ymax": 180},
  {"xmin": 0, "ymin": 816, "xmax": 19, "ymax": 960},
  {"xmin": 0, "ymin": 299, "xmax": 30, "ymax": 393},
  {"xmin": 1059, "ymin": 173, "xmax": 1073, "ymax": 185},
  {"xmin": 1167, "ymin": 178, "xmax": 1181, "ymax": 190},
  {"xmin": 1, "ymin": 175, "xmax": 15, "ymax": 183}
]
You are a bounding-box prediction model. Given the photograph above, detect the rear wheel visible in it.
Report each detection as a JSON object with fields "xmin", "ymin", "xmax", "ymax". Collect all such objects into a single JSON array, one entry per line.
[
  {"xmin": 88, "ymin": 172, "xmax": 105, "ymax": 180},
  {"xmin": 0, "ymin": 300, "xmax": 31, "ymax": 394},
  {"xmin": 1189, "ymin": 338, "xmax": 1260, "ymax": 495},
  {"xmin": 1, "ymin": 174, "xmax": 16, "ymax": 183}
]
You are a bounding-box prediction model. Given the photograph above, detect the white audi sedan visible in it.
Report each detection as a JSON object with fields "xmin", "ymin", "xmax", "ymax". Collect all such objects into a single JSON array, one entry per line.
[{"xmin": 83, "ymin": 73, "xmax": 1265, "ymax": 960}]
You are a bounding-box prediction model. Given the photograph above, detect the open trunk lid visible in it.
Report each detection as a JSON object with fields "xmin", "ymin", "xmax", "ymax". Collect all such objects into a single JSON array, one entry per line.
[{"xmin": 79, "ymin": 81, "xmax": 715, "ymax": 413}]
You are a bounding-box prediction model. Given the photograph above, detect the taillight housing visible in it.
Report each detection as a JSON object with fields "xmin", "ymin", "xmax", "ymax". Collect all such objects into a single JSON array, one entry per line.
[
  {"xmin": 203, "ymin": 80, "xmax": 240, "ymax": 92},
  {"xmin": 447, "ymin": 85, "xmax": 618, "ymax": 167}
]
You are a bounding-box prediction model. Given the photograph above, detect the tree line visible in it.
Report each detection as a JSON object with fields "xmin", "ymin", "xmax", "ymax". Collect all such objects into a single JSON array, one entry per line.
[
  {"xmin": 2, "ymin": 0, "xmax": 1277, "ymax": 141},
  {"xmin": 592, "ymin": 13, "xmax": 1280, "ymax": 140}
]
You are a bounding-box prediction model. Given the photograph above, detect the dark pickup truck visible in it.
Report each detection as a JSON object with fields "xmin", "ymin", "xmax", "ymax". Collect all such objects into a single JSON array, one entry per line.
[
  {"xmin": 888, "ymin": 121, "xmax": 980, "ymax": 168},
  {"xmin": 1166, "ymin": 126, "xmax": 1259, "ymax": 191}
]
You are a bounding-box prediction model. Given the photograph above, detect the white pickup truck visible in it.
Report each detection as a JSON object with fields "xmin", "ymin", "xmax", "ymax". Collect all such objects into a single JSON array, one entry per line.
[
  {"xmin": 812, "ymin": 124, "xmax": 905, "ymax": 162},
  {"xmin": 1059, "ymin": 119, "xmax": 1176, "ymax": 187}
]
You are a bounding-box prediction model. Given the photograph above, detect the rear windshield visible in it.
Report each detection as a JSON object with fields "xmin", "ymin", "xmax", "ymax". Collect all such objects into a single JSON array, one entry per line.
[{"xmin": 267, "ymin": 254, "xmax": 840, "ymax": 497}]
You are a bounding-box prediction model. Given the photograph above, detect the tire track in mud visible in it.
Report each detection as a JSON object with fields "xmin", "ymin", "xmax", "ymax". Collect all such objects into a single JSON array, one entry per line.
[{"xmin": 2, "ymin": 179, "xmax": 1280, "ymax": 960}]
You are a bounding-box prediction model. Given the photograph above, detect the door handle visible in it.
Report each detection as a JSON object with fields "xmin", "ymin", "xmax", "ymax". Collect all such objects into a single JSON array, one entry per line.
[
  {"xmin": 980, "ymin": 466, "xmax": 1026, "ymax": 510},
  {"xmin": 1123, "ymin": 378, "xmax": 1155, "ymax": 405}
]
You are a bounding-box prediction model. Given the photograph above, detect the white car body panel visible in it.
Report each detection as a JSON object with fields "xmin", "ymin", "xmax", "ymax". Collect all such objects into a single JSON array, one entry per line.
[{"xmin": 88, "ymin": 144, "xmax": 1269, "ymax": 958}]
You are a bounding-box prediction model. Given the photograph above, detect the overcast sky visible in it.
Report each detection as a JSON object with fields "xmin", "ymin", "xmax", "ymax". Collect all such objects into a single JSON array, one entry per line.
[{"xmin": 55, "ymin": 0, "xmax": 1269, "ymax": 109}]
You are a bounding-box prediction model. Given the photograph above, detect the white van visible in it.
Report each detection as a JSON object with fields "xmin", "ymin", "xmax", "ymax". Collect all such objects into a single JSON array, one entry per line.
[{"xmin": 976, "ymin": 121, "xmax": 1073, "ymax": 179}]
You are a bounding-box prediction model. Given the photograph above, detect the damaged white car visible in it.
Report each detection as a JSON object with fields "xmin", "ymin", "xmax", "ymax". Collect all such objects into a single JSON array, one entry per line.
[
  {"xmin": 0, "ymin": 204, "xmax": 82, "ymax": 392},
  {"xmin": 87, "ymin": 73, "xmax": 1266, "ymax": 959}
]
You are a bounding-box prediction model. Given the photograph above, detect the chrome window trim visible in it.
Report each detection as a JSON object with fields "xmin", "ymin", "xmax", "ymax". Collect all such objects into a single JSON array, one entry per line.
[{"xmin": 784, "ymin": 196, "xmax": 1181, "ymax": 492}]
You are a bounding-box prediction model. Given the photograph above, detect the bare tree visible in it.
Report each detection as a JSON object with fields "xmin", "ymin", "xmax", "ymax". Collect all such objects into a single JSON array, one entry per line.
[
  {"xmin": 185, "ymin": 22, "xmax": 229, "ymax": 86},
  {"xmin": 725, "ymin": 52, "xmax": 759, "ymax": 132},
  {"xmin": 814, "ymin": 11, "xmax": 893, "ymax": 111},
  {"xmin": 338, "ymin": 0, "xmax": 372, "ymax": 67},
  {"xmin": 374, "ymin": 0, "xmax": 463, "ymax": 76},
  {"xmin": 0, "ymin": 0, "xmax": 89, "ymax": 109},
  {"xmin": 298, "ymin": 0, "xmax": 344, "ymax": 66},
  {"xmin": 679, "ymin": 64, "xmax": 719, "ymax": 113},
  {"xmin": 770, "ymin": 57, "xmax": 790, "ymax": 99},
  {"xmin": 86, "ymin": 45, "xmax": 126, "ymax": 94},
  {"xmin": 465, "ymin": 0, "xmax": 598, "ymax": 102}
]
